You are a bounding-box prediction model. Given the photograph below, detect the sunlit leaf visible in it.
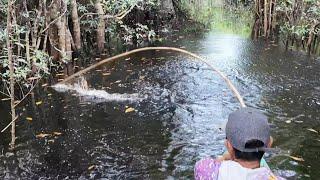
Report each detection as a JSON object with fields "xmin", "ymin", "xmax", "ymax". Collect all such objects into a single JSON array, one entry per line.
[
  {"xmin": 307, "ymin": 128, "xmax": 318, "ymax": 133},
  {"xmin": 88, "ymin": 165, "xmax": 95, "ymax": 171},
  {"xmin": 36, "ymin": 133, "xmax": 51, "ymax": 138},
  {"xmin": 1, "ymin": 98, "xmax": 10, "ymax": 101},
  {"xmin": 27, "ymin": 77, "xmax": 40, "ymax": 81},
  {"xmin": 26, "ymin": 117, "xmax": 33, "ymax": 121},
  {"xmin": 53, "ymin": 132, "xmax": 62, "ymax": 136},
  {"xmin": 289, "ymin": 155, "xmax": 304, "ymax": 162},
  {"xmin": 36, "ymin": 101, "xmax": 42, "ymax": 105},
  {"xmin": 102, "ymin": 73, "xmax": 111, "ymax": 76},
  {"xmin": 125, "ymin": 107, "xmax": 135, "ymax": 113}
]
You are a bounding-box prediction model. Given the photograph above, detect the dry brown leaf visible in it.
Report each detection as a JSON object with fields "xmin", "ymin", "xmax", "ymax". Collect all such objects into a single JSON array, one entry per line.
[
  {"xmin": 36, "ymin": 133, "xmax": 51, "ymax": 138},
  {"xmin": 36, "ymin": 101, "xmax": 42, "ymax": 106},
  {"xmin": 125, "ymin": 107, "xmax": 135, "ymax": 113},
  {"xmin": 53, "ymin": 132, "xmax": 62, "ymax": 136},
  {"xmin": 288, "ymin": 155, "xmax": 304, "ymax": 162}
]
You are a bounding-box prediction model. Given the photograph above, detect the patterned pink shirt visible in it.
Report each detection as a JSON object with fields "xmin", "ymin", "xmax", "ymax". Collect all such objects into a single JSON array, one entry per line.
[{"xmin": 194, "ymin": 158, "xmax": 285, "ymax": 180}]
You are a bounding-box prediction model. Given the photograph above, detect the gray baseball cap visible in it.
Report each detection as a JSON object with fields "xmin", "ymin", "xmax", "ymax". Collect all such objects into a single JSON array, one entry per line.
[{"xmin": 226, "ymin": 107, "xmax": 271, "ymax": 152}]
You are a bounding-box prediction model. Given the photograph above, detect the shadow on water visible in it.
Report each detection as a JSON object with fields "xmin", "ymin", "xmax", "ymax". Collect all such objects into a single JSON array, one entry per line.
[{"xmin": 1, "ymin": 19, "xmax": 320, "ymax": 180}]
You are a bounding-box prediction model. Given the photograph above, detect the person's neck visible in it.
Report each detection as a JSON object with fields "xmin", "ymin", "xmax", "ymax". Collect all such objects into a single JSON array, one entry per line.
[{"xmin": 234, "ymin": 159, "xmax": 260, "ymax": 169}]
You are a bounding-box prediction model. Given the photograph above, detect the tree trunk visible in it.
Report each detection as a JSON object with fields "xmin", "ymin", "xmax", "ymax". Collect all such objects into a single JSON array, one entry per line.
[
  {"xmin": 71, "ymin": 0, "xmax": 81, "ymax": 50},
  {"xmin": 263, "ymin": 0, "xmax": 268, "ymax": 37},
  {"xmin": 54, "ymin": 0, "xmax": 67, "ymax": 61},
  {"xmin": 6, "ymin": 0, "xmax": 16, "ymax": 150},
  {"xmin": 95, "ymin": 0, "xmax": 105, "ymax": 53}
]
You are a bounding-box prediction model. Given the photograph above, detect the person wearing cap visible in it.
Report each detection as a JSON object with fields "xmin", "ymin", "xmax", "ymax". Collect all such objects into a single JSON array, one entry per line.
[{"xmin": 194, "ymin": 107, "xmax": 284, "ymax": 180}]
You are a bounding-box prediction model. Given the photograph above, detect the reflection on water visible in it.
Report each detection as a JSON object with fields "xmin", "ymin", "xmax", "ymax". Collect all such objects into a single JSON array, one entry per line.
[{"xmin": 1, "ymin": 30, "xmax": 320, "ymax": 179}]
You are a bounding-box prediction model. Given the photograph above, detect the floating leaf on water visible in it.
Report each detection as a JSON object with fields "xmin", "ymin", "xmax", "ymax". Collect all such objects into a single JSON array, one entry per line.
[
  {"xmin": 307, "ymin": 128, "xmax": 318, "ymax": 133},
  {"xmin": 88, "ymin": 165, "xmax": 95, "ymax": 171},
  {"xmin": 115, "ymin": 80, "xmax": 121, "ymax": 83},
  {"xmin": 295, "ymin": 120, "xmax": 303, "ymax": 123},
  {"xmin": 26, "ymin": 117, "xmax": 33, "ymax": 121},
  {"xmin": 42, "ymin": 83, "xmax": 48, "ymax": 87},
  {"xmin": 36, "ymin": 101, "xmax": 42, "ymax": 106},
  {"xmin": 285, "ymin": 120, "xmax": 292, "ymax": 124},
  {"xmin": 53, "ymin": 132, "xmax": 62, "ymax": 136},
  {"xmin": 95, "ymin": 58, "xmax": 101, "ymax": 61},
  {"xmin": 125, "ymin": 58, "xmax": 131, "ymax": 61},
  {"xmin": 56, "ymin": 73, "xmax": 64, "ymax": 76},
  {"xmin": 102, "ymin": 73, "xmax": 111, "ymax": 76},
  {"xmin": 96, "ymin": 69, "xmax": 102, "ymax": 72},
  {"xmin": 141, "ymin": 57, "xmax": 146, "ymax": 61},
  {"xmin": 288, "ymin": 155, "xmax": 304, "ymax": 162},
  {"xmin": 125, "ymin": 107, "xmax": 135, "ymax": 113},
  {"xmin": 48, "ymin": 139, "xmax": 55, "ymax": 143},
  {"xmin": 36, "ymin": 133, "xmax": 51, "ymax": 138}
]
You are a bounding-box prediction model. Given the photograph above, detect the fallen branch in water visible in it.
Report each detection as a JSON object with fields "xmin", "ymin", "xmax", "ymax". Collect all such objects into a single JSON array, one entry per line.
[{"xmin": 56, "ymin": 47, "xmax": 246, "ymax": 108}]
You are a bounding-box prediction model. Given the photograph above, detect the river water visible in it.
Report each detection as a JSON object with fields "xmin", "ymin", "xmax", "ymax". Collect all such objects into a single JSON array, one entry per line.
[{"xmin": 1, "ymin": 29, "xmax": 320, "ymax": 179}]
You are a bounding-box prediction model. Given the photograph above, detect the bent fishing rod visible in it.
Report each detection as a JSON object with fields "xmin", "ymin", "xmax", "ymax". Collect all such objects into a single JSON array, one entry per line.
[{"xmin": 57, "ymin": 47, "xmax": 246, "ymax": 108}]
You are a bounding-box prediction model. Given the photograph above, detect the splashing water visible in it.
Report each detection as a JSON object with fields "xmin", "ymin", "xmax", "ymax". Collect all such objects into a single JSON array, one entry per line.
[{"xmin": 52, "ymin": 78, "xmax": 143, "ymax": 103}]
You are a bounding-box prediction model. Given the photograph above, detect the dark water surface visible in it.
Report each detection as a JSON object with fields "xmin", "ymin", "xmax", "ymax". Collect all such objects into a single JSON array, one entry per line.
[{"xmin": 1, "ymin": 31, "xmax": 320, "ymax": 179}]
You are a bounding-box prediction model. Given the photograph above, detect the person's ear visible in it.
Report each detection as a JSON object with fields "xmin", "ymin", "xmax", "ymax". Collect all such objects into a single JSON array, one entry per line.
[
  {"xmin": 268, "ymin": 136, "xmax": 273, "ymax": 148},
  {"xmin": 225, "ymin": 139, "xmax": 235, "ymax": 159}
]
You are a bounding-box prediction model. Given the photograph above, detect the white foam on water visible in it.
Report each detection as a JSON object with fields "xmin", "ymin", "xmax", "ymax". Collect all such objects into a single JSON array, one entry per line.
[{"xmin": 52, "ymin": 83, "xmax": 143, "ymax": 102}]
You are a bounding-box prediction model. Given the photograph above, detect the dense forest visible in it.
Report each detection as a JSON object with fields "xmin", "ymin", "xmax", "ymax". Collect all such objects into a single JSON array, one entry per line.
[{"xmin": 0, "ymin": 0, "xmax": 319, "ymax": 149}]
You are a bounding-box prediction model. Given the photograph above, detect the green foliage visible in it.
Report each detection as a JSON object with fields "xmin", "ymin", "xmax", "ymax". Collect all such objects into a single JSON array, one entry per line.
[
  {"xmin": 119, "ymin": 23, "xmax": 156, "ymax": 44},
  {"xmin": 276, "ymin": 0, "xmax": 320, "ymax": 41}
]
